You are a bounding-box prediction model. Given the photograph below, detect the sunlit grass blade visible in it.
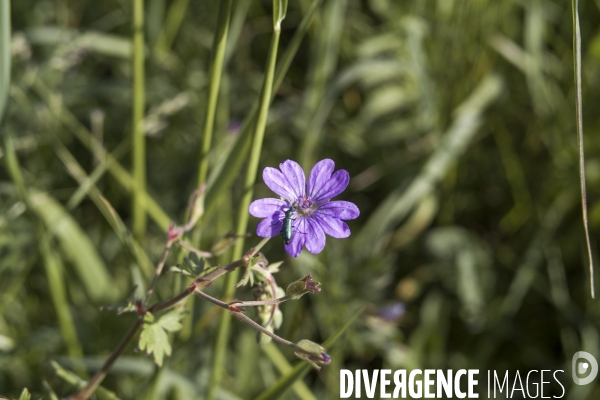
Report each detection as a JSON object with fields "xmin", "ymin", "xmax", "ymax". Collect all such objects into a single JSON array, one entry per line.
[
  {"xmin": 29, "ymin": 191, "xmax": 120, "ymax": 302},
  {"xmin": 298, "ymin": 0, "xmax": 347, "ymax": 169},
  {"xmin": 53, "ymin": 141, "xmax": 155, "ymax": 278},
  {"xmin": 153, "ymin": 0, "xmax": 189, "ymax": 56},
  {"xmin": 203, "ymin": 0, "xmax": 324, "ymax": 218},
  {"xmin": 571, "ymin": 0, "xmax": 595, "ymax": 298},
  {"xmin": 224, "ymin": 0, "xmax": 251, "ymax": 64},
  {"xmin": 256, "ymin": 307, "xmax": 364, "ymax": 400},
  {"xmin": 0, "ymin": 0, "xmax": 9, "ymax": 124},
  {"xmin": 262, "ymin": 345, "xmax": 317, "ymax": 400},
  {"xmin": 132, "ymin": 0, "xmax": 147, "ymax": 241},
  {"xmin": 207, "ymin": 1, "xmax": 287, "ymax": 398},
  {"xmin": 51, "ymin": 361, "xmax": 122, "ymax": 400},
  {"xmin": 196, "ymin": 0, "xmax": 232, "ymax": 189},
  {"xmin": 25, "ymin": 27, "xmax": 133, "ymax": 59}
]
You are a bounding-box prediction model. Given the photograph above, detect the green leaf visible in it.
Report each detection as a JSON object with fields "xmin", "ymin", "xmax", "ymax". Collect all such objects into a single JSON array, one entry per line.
[
  {"xmin": 0, "ymin": 0, "xmax": 10, "ymax": 123},
  {"xmin": 139, "ymin": 308, "xmax": 186, "ymax": 366},
  {"xmin": 28, "ymin": 191, "xmax": 119, "ymax": 302},
  {"xmin": 170, "ymin": 251, "xmax": 206, "ymax": 278},
  {"xmin": 18, "ymin": 388, "xmax": 31, "ymax": 400},
  {"xmin": 50, "ymin": 361, "xmax": 122, "ymax": 400}
]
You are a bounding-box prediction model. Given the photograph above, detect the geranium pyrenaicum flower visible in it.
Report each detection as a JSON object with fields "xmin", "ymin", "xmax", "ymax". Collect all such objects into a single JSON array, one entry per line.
[{"xmin": 249, "ymin": 159, "xmax": 359, "ymax": 257}]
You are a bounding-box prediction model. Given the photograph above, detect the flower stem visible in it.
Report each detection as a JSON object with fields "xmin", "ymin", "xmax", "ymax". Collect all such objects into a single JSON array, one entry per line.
[
  {"xmin": 231, "ymin": 296, "xmax": 290, "ymax": 308},
  {"xmin": 193, "ymin": 291, "xmax": 296, "ymax": 348},
  {"xmin": 144, "ymin": 238, "xmax": 175, "ymax": 304},
  {"xmin": 233, "ymin": 311, "xmax": 296, "ymax": 348},
  {"xmin": 132, "ymin": 0, "xmax": 147, "ymax": 242},
  {"xmin": 207, "ymin": 10, "xmax": 284, "ymax": 396},
  {"xmin": 202, "ymin": 0, "xmax": 323, "ymax": 220}
]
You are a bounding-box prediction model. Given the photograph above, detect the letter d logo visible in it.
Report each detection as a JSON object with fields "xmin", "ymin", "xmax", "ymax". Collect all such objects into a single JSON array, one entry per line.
[{"xmin": 572, "ymin": 351, "xmax": 598, "ymax": 385}]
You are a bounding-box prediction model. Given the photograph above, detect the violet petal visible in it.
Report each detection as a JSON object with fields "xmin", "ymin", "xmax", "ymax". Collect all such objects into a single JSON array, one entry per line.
[
  {"xmin": 280, "ymin": 160, "xmax": 306, "ymax": 199},
  {"xmin": 284, "ymin": 219, "xmax": 305, "ymax": 257},
  {"xmin": 249, "ymin": 198, "xmax": 287, "ymax": 218},
  {"xmin": 315, "ymin": 214, "xmax": 351, "ymax": 238},
  {"xmin": 307, "ymin": 159, "xmax": 335, "ymax": 200},
  {"xmin": 263, "ymin": 167, "xmax": 296, "ymax": 201},
  {"xmin": 305, "ymin": 218, "xmax": 326, "ymax": 254},
  {"xmin": 312, "ymin": 169, "xmax": 350, "ymax": 202},
  {"xmin": 316, "ymin": 201, "xmax": 359, "ymax": 220},
  {"xmin": 256, "ymin": 217, "xmax": 283, "ymax": 238}
]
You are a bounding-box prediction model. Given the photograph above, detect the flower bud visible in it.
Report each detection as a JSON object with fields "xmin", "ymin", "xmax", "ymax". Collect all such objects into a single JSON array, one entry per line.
[
  {"xmin": 286, "ymin": 274, "xmax": 321, "ymax": 300},
  {"xmin": 294, "ymin": 339, "xmax": 331, "ymax": 370},
  {"xmin": 167, "ymin": 223, "xmax": 184, "ymax": 241}
]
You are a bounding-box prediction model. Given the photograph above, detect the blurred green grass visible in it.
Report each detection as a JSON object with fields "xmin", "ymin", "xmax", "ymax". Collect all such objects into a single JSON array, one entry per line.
[{"xmin": 2, "ymin": 0, "xmax": 600, "ymax": 398}]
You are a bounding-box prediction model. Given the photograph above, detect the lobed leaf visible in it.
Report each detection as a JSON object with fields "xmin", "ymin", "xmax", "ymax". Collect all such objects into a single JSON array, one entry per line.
[{"xmin": 139, "ymin": 308, "xmax": 186, "ymax": 366}]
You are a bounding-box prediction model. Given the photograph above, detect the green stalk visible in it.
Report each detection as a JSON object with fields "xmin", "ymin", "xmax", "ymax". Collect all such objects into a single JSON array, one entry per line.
[
  {"xmin": 0, "ymin": 0, "xmax": 9, "ymax": 123},
  {"xmin": 197, "ymin": 0, "xmax": 232, "ymax": 189},
  {"xmin": 298, "ymin": 0, "xmax": 347, "ymax": 169},
  {"xmin": 203, "ymin": 0, "xmax": 323, "ymax": 219},
  {"xmin": 132, "ymin": 0, "xmax": 147, "ymax": 241},
  {"xmin": 206, "ymin": 2, "xmax": 287, "ymax": 398},
  {"xmin": 178, "ymin": 0, "xmax": 232, "ymax": 341},
  {"xmin": 154, "ymin": 0, "xmax": 190, "ymax": 55}
]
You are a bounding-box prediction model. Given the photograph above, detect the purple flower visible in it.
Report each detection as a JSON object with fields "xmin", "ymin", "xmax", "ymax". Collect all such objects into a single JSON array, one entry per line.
[{"xmin": 249, "ymin": 159, "xmax": 359, "ymax": 257}]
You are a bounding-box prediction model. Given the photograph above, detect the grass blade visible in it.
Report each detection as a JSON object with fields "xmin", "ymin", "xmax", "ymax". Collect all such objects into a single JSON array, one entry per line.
[
  {"xmin": 203, "ymin": 0, "xmax": 324, "ymax": 218},
  {"xmin": 0, "ymin": 0, "xmax": 9, "ymax": 124},
  {"xmin": 53, "ymin": 141, "xmax": 155, "ymax": 278},
  {"xmin": 255, "ymin": 307, "xmax": 364, "ymax": 400},
  {"xmin": 196, "ymin": 0, "xmax": 232, "ymax": 188},
  {"xmin": 132, "ymin": 0, "xmax": 147, "ymax": 241},
  {"xmin": 31, "ymin": 78, "xmax": 172, "ymax": 230},
  {"xmin": 571, "ymin": 0, "xmax": 595, "ymax": 298},
  {"xmin": 207, "ymin": 2, "xmax": 287, "ymax": 398},
  {"xmin": 29, "ymin": 191, "xmax": 120, "ymax": 302},
  {"xmin": 262, "ymin": 345, "xmax": 317, "ymax": 400},
  {"xmin": 153, "ymin": 0, "xmax": 189, "ymax": 55}
]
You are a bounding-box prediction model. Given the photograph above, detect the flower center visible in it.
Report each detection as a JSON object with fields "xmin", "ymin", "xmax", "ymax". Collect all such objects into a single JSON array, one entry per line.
[{"xmin": 295, "ymin": 195, "xmax": 314, "ymax": 217}]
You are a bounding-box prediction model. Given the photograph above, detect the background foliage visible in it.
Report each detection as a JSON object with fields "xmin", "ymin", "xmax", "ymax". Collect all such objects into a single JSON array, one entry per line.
[{"xmin": 2, "ymin": 0, "xmax": 600, "ymax": 398}]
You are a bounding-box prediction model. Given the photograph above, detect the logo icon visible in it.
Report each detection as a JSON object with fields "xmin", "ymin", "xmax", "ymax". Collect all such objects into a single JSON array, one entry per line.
[{"xmin": 572, "ymin": 351, "xmax": 598, "ymax": 385}]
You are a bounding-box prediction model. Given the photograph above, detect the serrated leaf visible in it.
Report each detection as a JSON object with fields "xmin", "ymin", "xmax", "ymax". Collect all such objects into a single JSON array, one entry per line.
[
  {"xmin": 159, "ymin": 310, "xmax": 185, "ymax": 332},
  {"xmin": 138, "ymin": 308, "xmax": 186, "ymax": 366},
  {"xmin": 170, "ymin": 251, "xmax": 206, "ymax": 278},
  {"xmin": 189, "ymin": 251, "xmax": 202, "ymax": 268}
]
